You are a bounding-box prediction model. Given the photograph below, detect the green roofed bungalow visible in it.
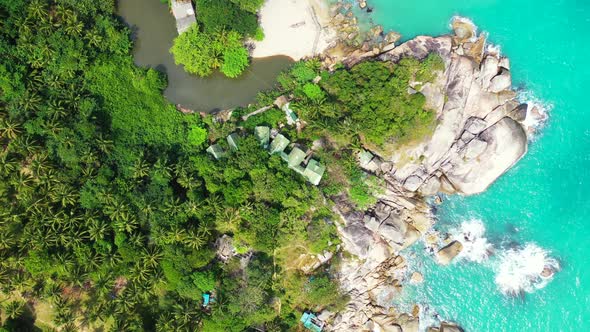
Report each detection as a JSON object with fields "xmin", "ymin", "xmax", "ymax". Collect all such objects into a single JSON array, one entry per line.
[
  {"xmin": 227, "ymin": 133, "xmax": 240, "ymax": 151},
  {"xmin": 282, "ymin": 102, "xmax": 299, "ymax": 125},
  {"xmin": 269, "ymin": 134, "xmax": 290, "ymax": 154},
  {"xmin": 300, "ymin": 312, "xmax": 324, "ymax": 332},
  {"xmin": 286, "ymin": 147, "xmax": 306, "ymax": 167},
  {"xmin": 206, "ymin": 144, "xmax": 226, "ymax": 160},
  {"xmin": 303, "ymin": 159, "xmax": 325, "ymax": 185},
  {"xmin": 358, "ymin": 149, "xmax": 374, "ymax": 166},
  {"xmin": 254, "ymin": 126, "xmax": 270, "ymax": 149}
]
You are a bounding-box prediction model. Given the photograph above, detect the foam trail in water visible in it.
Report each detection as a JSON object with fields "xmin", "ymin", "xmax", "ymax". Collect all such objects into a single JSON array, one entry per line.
[
  {"xmin": 494, "ymin": 243, "xmax": 560, "ymax": 296},
  {"xmin": 450, "ymin": 219, "xmax": 494, "ymax": 263},
  {"xmin": 518, "ymin": 90, "xmax": 552, "ymax": 138}
]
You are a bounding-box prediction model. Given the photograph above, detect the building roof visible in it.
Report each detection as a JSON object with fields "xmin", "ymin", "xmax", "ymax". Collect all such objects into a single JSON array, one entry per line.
[
  {"xmin": 282, "ymin": 102, "xmax": 299, "ymax": 125},
  {"xmin": 206, "ymin": 144, "xmax": 226, "ymax": 160},
  {"xmin": 300, "ymin": 312, "xmax": 324, "ymax": 332},
  {"xmin": 254, "ymin": 126, "xmax": 270, "ymax": 148},
  {"xmin": 171, "ymin": 0, "xmax": 197, "ymax": 34},
  {"xmin": 227, "ymin": 133, "xmax": 240, "ymax": 151},
  {"xmin": 303, "ymin": 159, "xmax": 326, "ymax": 185},
  {"xmin": 269, "ymin": 134, "xmax": 290, "ymax": 154},
  {"xmin": 358, "ymin": 149, "xmax": 374, "ymax": 166},
  {"xmin": 286, "ymin": 147, "xmax": 306, "ymax": 167}
]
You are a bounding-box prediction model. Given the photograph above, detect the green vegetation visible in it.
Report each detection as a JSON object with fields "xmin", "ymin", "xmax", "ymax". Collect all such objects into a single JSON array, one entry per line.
[
  {"xmin": 170, "ymin": 0, "xmax": 265, "ymax": 78},
  {"xmin": 0, "ymin": 0, "xmax": 445, "ymax": 329},
  {"xmin": 269, "ymin": 56, "xmax": 443, "ymax": 208},
  {"xmin": 0, "ymin": 0, "xmax": 344, "ymax": 331},
  {"xmin": 171, "ymin": 27, "xmax": 249, "ymax": 78}
]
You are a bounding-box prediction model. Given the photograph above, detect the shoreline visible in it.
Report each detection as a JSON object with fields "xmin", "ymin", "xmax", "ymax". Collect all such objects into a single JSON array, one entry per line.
[{"xmin": 251, "ymin": 0, "xmax": 337, "ymax": 60}]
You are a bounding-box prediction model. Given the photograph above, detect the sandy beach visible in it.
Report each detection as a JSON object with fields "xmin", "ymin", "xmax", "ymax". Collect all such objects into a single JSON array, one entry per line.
[{"xmin": 252, "ymin": 0, "xmax": 336, "ymax": 60}]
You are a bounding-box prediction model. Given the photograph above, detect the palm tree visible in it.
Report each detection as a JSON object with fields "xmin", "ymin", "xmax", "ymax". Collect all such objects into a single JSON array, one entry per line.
[
  {"xmin": 104, "ymin": 201, "xmax": 130, "ymax": 222},
  {"xmin": 163, "ymin": 197, "xmax": 183, "ymax": 217},
  {"xmin": 49, "ymin": 183, "xmax": 78, "ymax": 207},
  {"xmin": 183, "ymin": 229, "xmax": 207, "ymax": 250},
  {"xmin": 28, "ymin": 0, "xmax": 46, "ymax": 20},
  {"xmin": 96, "ymin": 134, "xmax": 113, "ymax": 155},
  {"xmin": 30, "ymin": 152, "xmax": 50, "ymax": 177},
  {"xmin": 10, "ymin": 172, "xmax": 34, "ymax": 192},
  {"xmin": 141, "ymin": 246, "xmax": 162, "ymax": 269},
  {"xmin": 130, "ymin": 158, "xmax": 149, "ymax": 180},
  {"xmin": 87, "ymin": 217, "xmax": 109, "ymax": 241},
  {"xmin": 113, "ymin": 215, "xmax": 138, "ymax": 234},
  {"xmin": 3, "ymin": 300, "xmax": 25, "ymax": 320},
  {"xmin": 47, "ymin": 99, "xmax": 67, "ymax": 121},
  {"xmin": 0, "ymin": 118, "xmax": 22, "ymax": 140},
  {"xmin": 65, "ymin": 18, "xmax": 83, "ymax": 36},
  {"xmin": 85, "ymin": 30, "xmax": 103, "ymax": 48},
  {"xmin": 153, "ymin": 158, "xmax": 171, "ymax": 179},
  {"xmin": 0, "ymin": 154, "xmax": 18, "ymax": 176},
  {"xmin": 20, "ymin": 90, "xmax": 42, "ymax": 112}
]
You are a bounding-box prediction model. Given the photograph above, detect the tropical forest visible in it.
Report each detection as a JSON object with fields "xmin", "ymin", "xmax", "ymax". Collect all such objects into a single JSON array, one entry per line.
[{"xmin": 0, "ymin": 0, "xmax": 443, "ymax": 331}]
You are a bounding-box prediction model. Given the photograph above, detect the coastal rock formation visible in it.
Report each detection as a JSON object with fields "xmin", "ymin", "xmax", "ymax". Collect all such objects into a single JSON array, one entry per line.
[
  {"xmin": 373, "ymin": 20, "xmax": 528, "ymax": 196},
  {"xmin": 328, "ymin": 17, "xmax": 526, "ymax": 332}
]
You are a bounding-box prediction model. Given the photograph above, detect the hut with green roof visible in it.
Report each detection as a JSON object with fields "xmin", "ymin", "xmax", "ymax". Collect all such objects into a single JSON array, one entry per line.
[
  {"xmin": 226, "ymin": 133, "xmax": 240, "ymax": 151},
  {"xmin": 303, "ymin": 159, "xmax": 326, "ymax": 185},
  {"xmin": 283, "ymin": 147, "xmax": 306, "ymax": 167},
  {"xmin": 254, "ymin": 126, "xmax": 270, "ymax": 149},
  {"xmin": 269, "ymin": 134, "xmax": 290, "ymax": 154},
  {"xmin": 206, "ymin": 144, "xmax": 226, "ymax": 160}
]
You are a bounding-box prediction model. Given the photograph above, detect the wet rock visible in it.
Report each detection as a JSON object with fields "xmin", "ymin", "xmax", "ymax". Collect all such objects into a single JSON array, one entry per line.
[
  {"xmin": 452, "ymin": 17, "xmax": 476, "ymax": 42},
  {"xmin": 371, "ymin": 25, "xmax": 384, "ymax": 37},
  {"xmin": 410, "ymin": 272, "xmax": 424, "ymax": 284},
  {"xmin": 398, "ymin": 314, "xmax": 420, "ymax": 332},
  {"xmin": 436, "ymin": 240, "xmax": 463, "ymax": 265},
  {"xmin": 384, "ymin": 31, "xmax": 402, "ymax": 44},
  {"xmin": 509, "ymin": 103, "xmax": 528, "ymax": 122},
  {"xmin": 440, "ymin": 322, "xmax": 465, "ymax": 332}
]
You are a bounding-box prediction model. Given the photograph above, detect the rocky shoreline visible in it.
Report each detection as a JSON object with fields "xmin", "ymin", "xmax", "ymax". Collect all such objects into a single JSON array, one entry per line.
[{"xmin": 310, "ymin": 17, "xmax": 541, "ymax": 332}]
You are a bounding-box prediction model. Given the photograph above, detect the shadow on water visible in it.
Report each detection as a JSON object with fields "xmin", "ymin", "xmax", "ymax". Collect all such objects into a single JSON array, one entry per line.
[{"xmin": 117, "ymin": 0, "xmax": 293, "ymax": 113}]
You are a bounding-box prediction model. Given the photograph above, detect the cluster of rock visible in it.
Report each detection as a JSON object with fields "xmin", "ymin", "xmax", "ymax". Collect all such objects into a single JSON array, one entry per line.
[
  {"xmin": 319, "ymin": 17, "xmax": 536, "ymax": 331},
  {"xmin": 377, "ymin": 17, "xmax": 532, "ymax": 196},
  {"xmin": 324, "ymin": 1, "xmax": 401, "ymax": 67}
]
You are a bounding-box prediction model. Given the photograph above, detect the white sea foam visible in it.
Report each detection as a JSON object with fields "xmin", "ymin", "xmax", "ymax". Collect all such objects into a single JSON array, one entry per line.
[
  {"xmin": 518, "ymin": 91, "xmax": 552, "ymax": 138},
  {"xmin": 494, "ymin": 243, "xmax": 560, "ymax": 296},
  {"xmin": 450, "ymin": 219, "xmax": 494, "ymax": 263}
]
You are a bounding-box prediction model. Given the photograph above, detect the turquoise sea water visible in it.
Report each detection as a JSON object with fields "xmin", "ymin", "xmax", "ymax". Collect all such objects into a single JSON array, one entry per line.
[{"xmin": 365, "ymin": 0, "xmax": 590, "ymax": 331}]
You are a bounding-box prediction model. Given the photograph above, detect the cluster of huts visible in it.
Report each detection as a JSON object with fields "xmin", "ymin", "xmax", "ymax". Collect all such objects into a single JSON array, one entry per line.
[{"xmin": 206, "ymin": 127, "xmax": 326, "ymax": 186}]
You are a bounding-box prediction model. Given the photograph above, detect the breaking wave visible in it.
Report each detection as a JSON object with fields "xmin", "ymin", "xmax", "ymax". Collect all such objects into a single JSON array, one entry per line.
[
  {"xmin": 494, "ymin": 243, "xmax": 560, "ymax": 296},
  {"xmin": 450, "ymin": 219, "xmax": 494, "ymax": 263},
  {"xmin": 446, "ymin": 219, "xmax": 559, "ymax": 296},
  {"xmin": 518, "ymin": 91, "xmax": 552, "ymax": 138}
]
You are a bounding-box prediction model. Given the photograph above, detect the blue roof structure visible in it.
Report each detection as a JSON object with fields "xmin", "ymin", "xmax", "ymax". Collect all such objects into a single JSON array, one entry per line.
[{"xmin": 300, "ymin": 312, "xmax": 324, "ymax": 332}]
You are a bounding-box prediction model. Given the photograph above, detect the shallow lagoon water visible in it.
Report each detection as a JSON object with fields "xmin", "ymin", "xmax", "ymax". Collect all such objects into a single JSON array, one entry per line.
[
  {"xmin": 366, "ymin": 0, "xmax": 590, "ymax": 330},
  {"xmin": 118, "ymin": 0, "xmax": 292, "ymax": 112}
]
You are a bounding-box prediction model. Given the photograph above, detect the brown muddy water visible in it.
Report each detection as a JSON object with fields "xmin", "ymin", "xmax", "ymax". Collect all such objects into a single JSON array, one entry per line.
[{"xmin": 118, "ymin": 0, "xmax": 293, "ymax": 112}]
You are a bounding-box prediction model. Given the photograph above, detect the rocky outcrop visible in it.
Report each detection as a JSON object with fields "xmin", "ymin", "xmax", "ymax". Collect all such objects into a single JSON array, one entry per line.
[
  {"xmin": 326, "ymin": 17, "xmax": 529, "ymax": 332},
  {"xmin": 374, "ymin": 18, "xmax": 529, "ymax": 196}
]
